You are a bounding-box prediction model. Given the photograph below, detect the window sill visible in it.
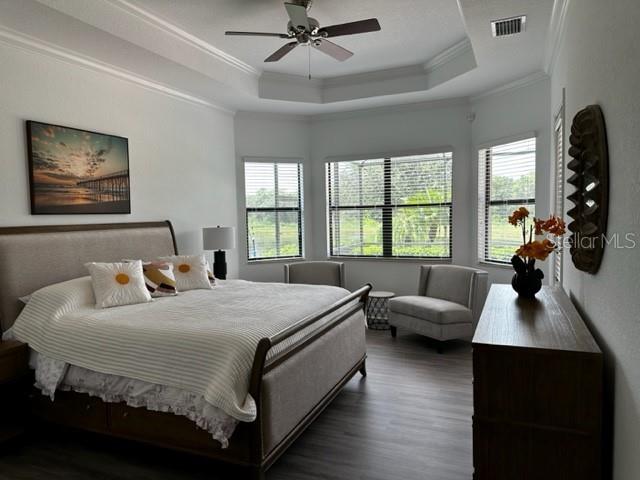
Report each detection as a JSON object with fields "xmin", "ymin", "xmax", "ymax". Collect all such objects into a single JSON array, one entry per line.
[
  {"xmin": 246, "ymin": 257, "xmax": 305, "ymax": 265},
  {"xmin": 328, "ymin": 256, "xmax": 452, "ymax": 264}
]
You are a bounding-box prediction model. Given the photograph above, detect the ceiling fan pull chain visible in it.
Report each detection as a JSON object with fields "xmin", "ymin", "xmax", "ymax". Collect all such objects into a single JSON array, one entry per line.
[{"xmin": 308, "ymin": 45, "xmax": 311, "ymax": 80}]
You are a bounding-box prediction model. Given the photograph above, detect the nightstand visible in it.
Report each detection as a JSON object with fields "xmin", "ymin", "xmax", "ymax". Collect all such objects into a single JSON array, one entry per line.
[{"xmin": 0, "ymin": 340, "xmax": 30, "ymax": 446}]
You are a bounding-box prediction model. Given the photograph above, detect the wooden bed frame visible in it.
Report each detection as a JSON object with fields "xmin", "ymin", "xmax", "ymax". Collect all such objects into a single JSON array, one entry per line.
[{"xmin": 0, "ymin": 221, "xmax": 371, "ymax": 479}]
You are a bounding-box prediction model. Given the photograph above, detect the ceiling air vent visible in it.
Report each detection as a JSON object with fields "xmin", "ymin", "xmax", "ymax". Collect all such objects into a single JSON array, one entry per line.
[{"xmin": 491, "ymin": 15, "xmax": 526, "ymax": 37}]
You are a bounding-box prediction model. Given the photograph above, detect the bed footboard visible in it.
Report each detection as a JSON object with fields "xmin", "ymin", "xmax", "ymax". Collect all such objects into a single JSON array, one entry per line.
[{"xmin": 247, "ymin": 284, "xmax": 371, "ymax": 478}]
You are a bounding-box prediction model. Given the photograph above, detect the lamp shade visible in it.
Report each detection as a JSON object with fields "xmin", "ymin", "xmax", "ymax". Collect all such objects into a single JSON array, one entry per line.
[{"xmin": 203, "ymin": 226, "xmax": 236, "ymax": 250}]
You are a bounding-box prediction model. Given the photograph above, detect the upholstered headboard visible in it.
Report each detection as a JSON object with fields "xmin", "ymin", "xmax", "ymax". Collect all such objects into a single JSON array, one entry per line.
[{"xmin": 0, "ymin": 221, "xmax": 177, "ymax": 332}]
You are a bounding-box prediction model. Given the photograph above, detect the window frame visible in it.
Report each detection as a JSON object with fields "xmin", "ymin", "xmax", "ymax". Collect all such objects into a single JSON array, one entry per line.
[
  {"xmin": 553, "ymin": 96, "xmax": 565, "ymax": 286},
  {"xmin": 326, "ymin": 151, "xmax": 453, "ymax": 260},
  {"xmin": 477, "ymin": 134, "xmax": 537, "ymax": 266},
  {"xmin": 243, "ymin": 158, "xmax": 304, "ymax": 262}
]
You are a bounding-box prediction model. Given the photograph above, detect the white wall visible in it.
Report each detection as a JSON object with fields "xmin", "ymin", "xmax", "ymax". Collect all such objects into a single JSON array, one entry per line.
[
  {"xmin": 234, "ymin": 112, "xmax": 311, "ymax": 283},
  {"xmin": 0, "ymin": 43, "xmax": 238, "ymax": 277},
  {"xmin": 309, "ymin": 101, "xmax": 473, "ymax": 295},
  {"xmin": 235, "ymin": 80, "xmax": 551, "ymax": 295},
  {"xmin": 470, "ymin": 77, "xmax": 552, "ymax": 284},
  {"xmin": 550, "ymin": 1, "xmax": 640, "ymax": 478}
]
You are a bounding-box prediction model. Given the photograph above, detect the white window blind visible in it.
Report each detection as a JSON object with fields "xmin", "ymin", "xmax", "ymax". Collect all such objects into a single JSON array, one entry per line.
[
  {"xmin": 244, "ymin": 161, "xmax": 303, "ymax": 261},
  {"xmin": 326, "ymin": 152, "xmax": 452, "ymax": 258},
  {"xmin": 553, "ymin": 110, "xmax": 564, "ymax": 285},
  {"xmin": 478, "ymin": 137, "xmax": 536, "ymax": 263}
]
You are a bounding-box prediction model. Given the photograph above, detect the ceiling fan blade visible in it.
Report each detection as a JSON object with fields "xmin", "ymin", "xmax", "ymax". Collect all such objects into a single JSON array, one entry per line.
[
  {"xmin": 319, "ymin": 18, "xmax": 381, "ymax": 38},
  {"xmin": 312, "ymin": 39, "xmax": 353, "ymax": 61},
  {"xmin": 284, "ymin": 2, "xmax": 310, "ymax": 31},
  {"xmin": 265, "ymin": 42, "xmax": 299, "ymax": 62},
  {"xmin": 226, "ymin": 31, "xmax": 290, "ymax": 38}
]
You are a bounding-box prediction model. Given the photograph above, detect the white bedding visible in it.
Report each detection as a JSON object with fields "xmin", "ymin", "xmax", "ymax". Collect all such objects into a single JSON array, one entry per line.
[{"xmin": 11, "ymin": 278, "xmax": 355, "ymax": 425}]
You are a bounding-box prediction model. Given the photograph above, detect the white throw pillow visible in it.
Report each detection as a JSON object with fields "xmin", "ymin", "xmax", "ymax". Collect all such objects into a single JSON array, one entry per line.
[
  {"xmin": 159, "ymin": 254, "xmax": 212, "ymax": 292},
  {"xmin": 85, "ymin": 260, "xmax": 152, "ymax": 308}
]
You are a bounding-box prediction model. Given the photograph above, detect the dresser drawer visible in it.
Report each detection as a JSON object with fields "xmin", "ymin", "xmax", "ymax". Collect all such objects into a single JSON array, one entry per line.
[
  {"xmin": 473, "ymin": 346, "xmax": 602, "ymax": 432},
  {"xmin": 473, "ymin": 417, "xmax": 600, "ymax": 480}
]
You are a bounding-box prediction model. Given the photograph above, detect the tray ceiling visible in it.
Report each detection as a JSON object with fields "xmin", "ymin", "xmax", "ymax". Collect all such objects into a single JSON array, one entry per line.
[
  {"xmin": 130, "ymin": 0, "xmax": 468, "ymax": 78},
  {"xmin": 0, "ymin": 0, "xmax": 556, "ymax": 114}
]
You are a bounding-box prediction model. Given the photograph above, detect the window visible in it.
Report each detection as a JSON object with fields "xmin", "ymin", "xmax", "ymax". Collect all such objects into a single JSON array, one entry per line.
[
  {"xmin": 326, "ymin": 152, "xmax": 452, "ymax": 259},
  {"xmin": 478, "ymin": 137, "xmax": 536, "ymax": 264},
  {"xmin": 553, "ymin": 107, "xmax": 565, "ymax": 285},
  {"xmin": 244, "ymin": 161, "xmax": 303, "ymax": 261}
]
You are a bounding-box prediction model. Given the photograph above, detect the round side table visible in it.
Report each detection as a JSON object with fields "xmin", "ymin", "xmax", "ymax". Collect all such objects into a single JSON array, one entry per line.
[{"xmin": 366, "ymin": 291, "xmax": 395, "ymax": 330}]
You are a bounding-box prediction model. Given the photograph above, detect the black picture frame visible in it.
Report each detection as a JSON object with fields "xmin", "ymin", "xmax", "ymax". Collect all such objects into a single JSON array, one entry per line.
[{"xmin": 26, "ymin": 120, "xmax": 131, "ymax": 215}]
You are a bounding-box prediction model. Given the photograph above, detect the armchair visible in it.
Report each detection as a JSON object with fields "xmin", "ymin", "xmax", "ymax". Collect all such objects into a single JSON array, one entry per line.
[
  {"xmin": 389, "ymin": 265, "xmax": 488, "ymax": 353},
  {"xmin": 284, "ymin": 261, "xmax": 345, "ymax": 288}
]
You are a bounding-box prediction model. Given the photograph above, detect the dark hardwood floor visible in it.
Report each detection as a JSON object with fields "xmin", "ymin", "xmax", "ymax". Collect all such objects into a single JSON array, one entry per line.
[{"xmin": 0, "ymin": 330, "xmax": 473, "ymax": 480}]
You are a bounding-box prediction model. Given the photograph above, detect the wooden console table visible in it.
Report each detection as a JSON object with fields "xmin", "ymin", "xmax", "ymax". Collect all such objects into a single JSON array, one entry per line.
[{"xmin": 472, "ymin": 285, "xmax": 602, "ymax": 480}]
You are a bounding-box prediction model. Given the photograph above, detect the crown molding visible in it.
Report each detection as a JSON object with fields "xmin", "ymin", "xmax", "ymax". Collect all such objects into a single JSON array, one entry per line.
[
  {"xmin": 321, "ymin": 38, "xmax": 473, "ymax": 89},
  {"xmin": 0, "ymin": 26, "xmax": 234, "ymax": 114},
  {"xmin": 235, "ymin": 96, "xmax": 471, "ymax": 123},
  {"xmin": 470, "ymin": 71, "xmax": 549, "ymax": 103},
  {"xmin": 259, "ymin": 38, "xmax": 477, "ymax": 104},
  {"xmin": 322, "ymin": 64, "xmax": 426, "ymax": 88},
  {"xmin": 105, "ymin": 0, "xmax": 259, "ymax": 77},
  {"xmin": 423, "ymin": 38, "xmax": 473, "ymax": 73},
  {"xmin": 235, "ymin": 110, "xmax": 311, "ymax": 123},
  {"xmin": 309, "ymin": 96, "xmax": 470, "ymax": 123},
  {"xmin": 260, "ymin": 71, "xmax": 323, "ymax": 88},
  {"xmin": 544, "ymin": 0, "xmax": 571, "ymax": 75}
]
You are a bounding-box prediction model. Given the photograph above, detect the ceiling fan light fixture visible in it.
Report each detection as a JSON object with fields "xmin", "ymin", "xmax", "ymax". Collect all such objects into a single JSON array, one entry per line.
[{"xmin": 226, "ymin": 1, "xmax": 381, "ymax": 63}]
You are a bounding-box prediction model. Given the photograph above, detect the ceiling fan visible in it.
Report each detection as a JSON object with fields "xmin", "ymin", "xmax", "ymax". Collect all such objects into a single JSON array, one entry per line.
[{"xmin": 225, "ymin": 0, "xmax": 381, "ymax": 63}]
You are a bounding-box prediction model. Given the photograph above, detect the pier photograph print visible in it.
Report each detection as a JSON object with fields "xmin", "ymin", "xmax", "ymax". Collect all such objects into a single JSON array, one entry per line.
[{"xmin": 26, "ymin": 121, "xmax": 130, "ymax": 214}]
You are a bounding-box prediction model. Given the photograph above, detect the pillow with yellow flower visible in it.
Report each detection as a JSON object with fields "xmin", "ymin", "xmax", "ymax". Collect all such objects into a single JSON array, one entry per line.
[
  {"xmin": 159, "ymin": 254, "xmax": 213, "ymax": 292},
  {"xmin": 85, "ymin": 260, "xmax": 152, "ymax": 308}
]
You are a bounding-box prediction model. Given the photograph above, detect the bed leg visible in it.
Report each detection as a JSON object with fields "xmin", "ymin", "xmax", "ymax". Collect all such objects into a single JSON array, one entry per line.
[
  {"xmin": 247, "ymin": 466, "xmax": 265, "ymax": 480},
  {"xmin": 359, "ymin": 359, "xmax": 367, "ymax": 377}
]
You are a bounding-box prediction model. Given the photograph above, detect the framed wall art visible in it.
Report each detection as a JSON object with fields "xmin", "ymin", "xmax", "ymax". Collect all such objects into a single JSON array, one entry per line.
[{"xmin": 26, "ymin": 120, "xmax": 130, "ymax": 214}]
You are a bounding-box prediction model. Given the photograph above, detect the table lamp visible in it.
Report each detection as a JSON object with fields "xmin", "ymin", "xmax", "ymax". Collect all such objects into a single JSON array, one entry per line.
[{"xmin": 202, "ymin": 226, "xmax": 236, "ymax": 280}]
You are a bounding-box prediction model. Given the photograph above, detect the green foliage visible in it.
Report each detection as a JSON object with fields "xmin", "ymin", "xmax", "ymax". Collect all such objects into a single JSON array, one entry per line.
[
  {"xmin": 247, "ymin": 209, "xmax": 300, "ymax": 259},
  {"xmin": 246, "ymin": 160, "xmax": 534, "ymax": 260},
  {"xmin": 246, "ymin": 189, "xmax": 299, "ymax": 209},
  {"xmin": 491, "ymin": 172, "xmax": 535, "ymax": 201},
  {"xmin": 486, "ymin": 203, "xmax": 536, "ymax": 262}
]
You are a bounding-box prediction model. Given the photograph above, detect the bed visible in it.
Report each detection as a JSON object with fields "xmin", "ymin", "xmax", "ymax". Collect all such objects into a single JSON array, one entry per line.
[{"xmin": 0, "ymin": 221, "xmax": 370, "ymax": 479}]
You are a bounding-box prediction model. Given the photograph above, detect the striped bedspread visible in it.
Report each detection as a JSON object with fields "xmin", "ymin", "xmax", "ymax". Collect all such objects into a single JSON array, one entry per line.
[{"xmin": 11, "ymin": 278, "xmax": 357, "ymax": 422}]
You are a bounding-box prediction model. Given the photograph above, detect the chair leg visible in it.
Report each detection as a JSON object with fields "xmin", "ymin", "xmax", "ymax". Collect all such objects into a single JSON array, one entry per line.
[{"xmin": 390, "ymin": 326, "xmax": 397, "ymax": 338}]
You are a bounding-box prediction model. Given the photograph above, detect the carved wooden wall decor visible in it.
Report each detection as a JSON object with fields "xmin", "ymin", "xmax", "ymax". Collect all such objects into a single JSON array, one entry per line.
[{"xmin": 567, "ymin": 105, "xmax": 609, "ymax": 274}]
